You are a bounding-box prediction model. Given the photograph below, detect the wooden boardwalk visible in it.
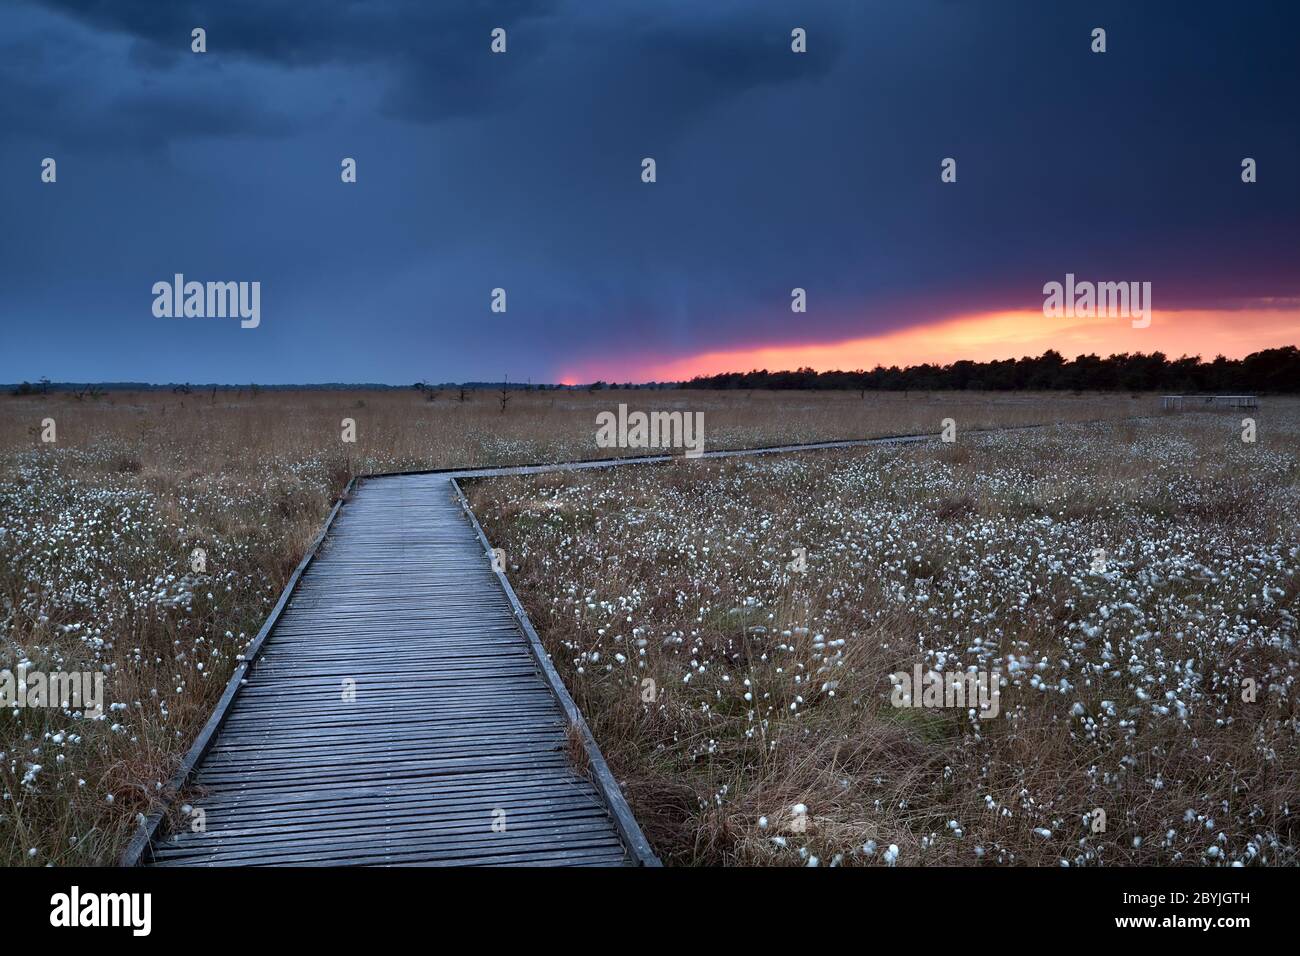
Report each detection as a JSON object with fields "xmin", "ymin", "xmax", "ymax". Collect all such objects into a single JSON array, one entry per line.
[
  {"xmin": 127, "ymin": 423, "xmax": 1090, "ymax": 867},
  {"xmin": 138, "ymin": 474, "xmax": 650, "ymax": 867}
]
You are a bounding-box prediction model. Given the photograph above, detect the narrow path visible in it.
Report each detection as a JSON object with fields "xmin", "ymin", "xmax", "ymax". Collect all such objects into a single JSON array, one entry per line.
[
  {"xmin": 130, "ymin": 419, "xmax": 1127, "ymax": 866},
  {"xmin": 143, "ymin": 475, "xmax": 644, "ymax": 866}
]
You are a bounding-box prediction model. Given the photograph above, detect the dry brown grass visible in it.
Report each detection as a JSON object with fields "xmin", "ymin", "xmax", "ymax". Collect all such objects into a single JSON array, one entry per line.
[
  {"xmin": 0, "ymin": 387, "xmax": 1149, "ymax": 465},
  {"xmin": 469, "ymin": 404, "xmax": 1300, "ymax": 866},
  {"xmin": 0, "ymin": 387, "xmax": 1159, "ymax": 865}
]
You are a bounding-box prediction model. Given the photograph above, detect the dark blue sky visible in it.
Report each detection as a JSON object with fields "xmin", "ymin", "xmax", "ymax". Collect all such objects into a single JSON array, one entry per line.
[{"xmin": 2, "ymin": 0, "xmax": 1297, "ymax": 384}]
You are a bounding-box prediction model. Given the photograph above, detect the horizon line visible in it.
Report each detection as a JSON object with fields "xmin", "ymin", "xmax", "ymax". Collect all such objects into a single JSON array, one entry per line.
[{"xmin": 4, "ymin": 343, "xmax": 1297, "ymax": 392}]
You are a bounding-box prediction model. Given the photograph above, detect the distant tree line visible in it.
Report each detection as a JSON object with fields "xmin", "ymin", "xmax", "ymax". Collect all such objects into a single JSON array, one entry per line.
[{"xmin": 685, "ymin": 347, "xmax": 1300, "ymax": 393}]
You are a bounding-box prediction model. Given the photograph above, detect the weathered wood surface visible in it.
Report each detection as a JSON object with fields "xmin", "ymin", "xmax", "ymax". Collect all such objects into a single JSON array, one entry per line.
[{"xmin": 145, "ymin": 474, "xmax": 643, "ymax": 866}]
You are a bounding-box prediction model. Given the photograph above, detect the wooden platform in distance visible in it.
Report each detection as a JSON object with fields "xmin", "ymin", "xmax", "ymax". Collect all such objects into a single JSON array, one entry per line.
[{"xmin": 146, "ymin": 474, "xmax": 637, "ymax": 866}]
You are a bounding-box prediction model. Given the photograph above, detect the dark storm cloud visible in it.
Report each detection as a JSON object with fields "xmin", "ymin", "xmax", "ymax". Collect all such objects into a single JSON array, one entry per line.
[
  {"xmin": 29, "ymin": 0, "xmax": 555, "ymax": 66},
  {"xmin": 23, "ymin": 0, "xmax": 558, "ymax": 124},
  {"xmin": 1, "ymin": 0, "xmax": 1297, "ymax": 384},
  {"xmin": 24, "ymin": 0, "xmax": 838, "ymax": 127},
  {"xmin": 0, "ymin": 7, "xmax": 303, "ymax": 148}
]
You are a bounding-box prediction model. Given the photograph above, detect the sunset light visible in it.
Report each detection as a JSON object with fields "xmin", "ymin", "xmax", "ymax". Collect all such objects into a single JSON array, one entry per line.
[{"xmin": 562, "ymin": 303, "xmax": 1300, "ymax": 383}]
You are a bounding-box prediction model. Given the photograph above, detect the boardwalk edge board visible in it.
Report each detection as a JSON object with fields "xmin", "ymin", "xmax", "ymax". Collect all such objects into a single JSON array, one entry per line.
[
  {"xmin": 119, "ymin": 477, "xmax": 358, "ymax": 867},
  {"xmin": 448, "ymin": 477, "xmax": 661, "ymax": 867},
  {"xmin": 120, "ymin": 417, "xmax": 1140, "ymax": 868},
  {"xmin": 343, "ymin": 414, "xmax": 1152, "ymax": 482}
]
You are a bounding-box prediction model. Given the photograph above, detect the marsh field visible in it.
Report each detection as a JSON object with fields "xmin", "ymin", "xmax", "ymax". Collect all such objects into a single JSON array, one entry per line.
[{"xmin": 0, "ymin": 388, "xmax": 1295, "ymax": 866}]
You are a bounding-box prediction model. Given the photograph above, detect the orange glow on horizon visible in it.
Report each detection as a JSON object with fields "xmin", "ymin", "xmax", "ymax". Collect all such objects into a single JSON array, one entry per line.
[{"xmin": 558, "ymin": 305, "xmax": 1300, "ymax": 383}]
